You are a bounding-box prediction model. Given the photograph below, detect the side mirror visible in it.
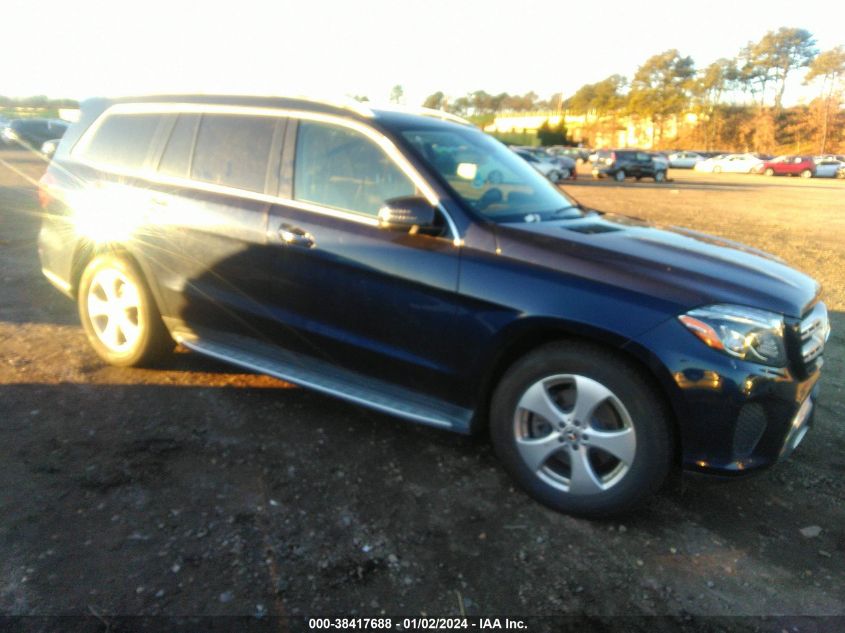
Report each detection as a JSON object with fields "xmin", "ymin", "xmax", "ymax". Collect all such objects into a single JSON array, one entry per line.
[{"xmin": 377, "ymin": 196, "xmax": 436, "ymax": 232}]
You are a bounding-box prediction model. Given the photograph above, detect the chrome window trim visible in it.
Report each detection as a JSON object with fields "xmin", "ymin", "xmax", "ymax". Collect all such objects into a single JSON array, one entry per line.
[{"xmin": 72, "ymin": 102, "xmax": 463, "ymax": 244}]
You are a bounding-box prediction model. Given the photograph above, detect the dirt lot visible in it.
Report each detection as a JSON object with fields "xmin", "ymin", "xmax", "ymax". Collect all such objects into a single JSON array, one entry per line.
[{"xmin": 1, "ymin": 149, "xmax": 843, "ymax": 630}]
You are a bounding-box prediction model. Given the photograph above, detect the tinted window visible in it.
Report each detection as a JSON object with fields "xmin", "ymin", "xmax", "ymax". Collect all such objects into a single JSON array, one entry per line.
[
  {"xmin": 158, "ymin": 114, "xmax": 198, "ymax": 178},
  {"xmin": 401, "ymin": 126, "xmax": 579, "ymax": 223},
  {"xmin": 294, "ymin": 121, "xmax": 414, "ymax": 216},
  {"xmin": 82, "ymin": 113, "xmax": 161, "ymax": 170},
  {"xmin": 191, "ymin": 114, "xmax": 276, "ymax": 193}
]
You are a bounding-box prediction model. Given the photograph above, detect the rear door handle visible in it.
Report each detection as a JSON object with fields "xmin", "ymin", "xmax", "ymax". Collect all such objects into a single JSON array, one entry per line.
[{"xmin": 277, "ymin": 223, "xmax": 315, "ymax": 248}]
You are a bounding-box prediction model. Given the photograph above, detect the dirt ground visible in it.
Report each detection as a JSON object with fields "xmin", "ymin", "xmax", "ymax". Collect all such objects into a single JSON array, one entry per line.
[{"xmin": 1, "ymin": 149, "xmax": 843, "ymax": 630}]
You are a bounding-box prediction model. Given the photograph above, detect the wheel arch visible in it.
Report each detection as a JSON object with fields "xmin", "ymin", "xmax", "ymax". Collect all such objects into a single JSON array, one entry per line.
[
  {"xmin": 470, "ymin": 318, "xmax": 683, "ymax": 465},
  {"xmin": 70, "ymin": 240, "xmax": 167, "ymax": 315}
]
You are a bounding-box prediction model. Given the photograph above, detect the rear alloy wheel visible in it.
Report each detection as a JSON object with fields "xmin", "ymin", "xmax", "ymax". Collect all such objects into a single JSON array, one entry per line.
[
  {"xmin": 800, "ymin": 169, "xmax": 813, "ymax": 178},
  {"xmin": 548, "ymin": 170, "xmax": 562, "ymax": 183},
  {"xmin": 559, "ymin": 168, "xmax": 571, "ymax": 180},
  {"xmin": 614, "ymin": 170, "xmax": 626, "ymax": 182},
  {"xmin": 764, "ymin": 168, "xmax": 775, "ymax": 176},
  {"xmin": 654, "ymin": 171, "xmax": 666, "ymax": 183},
  {"xmin": 78, "ymin": 253, "xmax": 172, "ymax": 367},
  {"xmin": 490, "ymin": 342, "xmax": 672, "ymax": 517}
]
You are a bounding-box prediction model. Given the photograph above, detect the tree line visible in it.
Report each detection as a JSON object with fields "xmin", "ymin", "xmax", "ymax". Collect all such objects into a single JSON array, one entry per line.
[{"xmin": 420, "ymin": 27, "xmax": 845, "ymax": 153}]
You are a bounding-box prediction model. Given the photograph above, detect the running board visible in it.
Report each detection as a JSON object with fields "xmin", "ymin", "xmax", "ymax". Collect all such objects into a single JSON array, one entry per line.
[{"xmin": 177, "ymin": 334, "xmax": 473, "ymax": 433}]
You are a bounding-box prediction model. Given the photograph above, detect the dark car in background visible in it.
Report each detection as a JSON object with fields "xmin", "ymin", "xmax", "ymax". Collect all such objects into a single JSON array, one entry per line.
[
  {"xmin": 36, "ymin": 95, "xmax": 828, "ymax": 517},
  {"xmin": 592, "ymin": 149, "xmax": 667, "ymax": 182},
  {"xmin": 2, "ymin": 118, "xmax": 69, "ymax": 150}
]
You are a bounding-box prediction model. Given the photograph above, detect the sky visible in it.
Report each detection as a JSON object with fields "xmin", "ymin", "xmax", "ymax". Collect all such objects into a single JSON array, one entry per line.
[{"xmin": 5, "ymin": 0, "xmax": 844, "ymax": 106}]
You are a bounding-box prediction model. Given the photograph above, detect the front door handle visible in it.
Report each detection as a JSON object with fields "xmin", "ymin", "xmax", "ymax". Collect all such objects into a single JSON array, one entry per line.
[{"xmin": 278, "ymin": 224, "xmax": 315, "ymax": 248}]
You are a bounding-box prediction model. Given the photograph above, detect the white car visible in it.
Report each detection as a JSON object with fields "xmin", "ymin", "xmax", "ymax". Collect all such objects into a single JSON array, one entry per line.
[
  {"xmin": 668, "ymin": 151, "xmax": 704, "ymax": 169},
  {"xmin": 513, "ymin": 149, "xmax": 567, "ymax": 182},
  {"xmin": 695, "ymin": 153, "xmax": 763, "ymax": 174},
  {"xmin": 813, "ymin": 159, "xmax": 844, "ymax": 178}
]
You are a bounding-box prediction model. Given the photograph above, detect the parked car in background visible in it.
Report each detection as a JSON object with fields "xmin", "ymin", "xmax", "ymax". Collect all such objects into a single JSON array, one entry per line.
[
  {"xmin": 694, "ymin": 153, "xmax": 763, "ymax": 174},
  {"xmin": 650, "ymin": 152, "xmax": 669, "ymax": 171},
  {"xmin": 668, "ymin": 151, "xmax": 704, "ymax": 169},
  {"xmin": 548, "ymin": 146, "xmax": 590, "ymax": 164},
  {"xmin": 812, "ymin": 159, "xmax": 844, "ymax": 178},
  {"xmin": 40, "ymin": 138, "xmax": 62, "ymax": 159},
  {"xmin": 37, "ymin": 94, "xmax": 828, "ymax": 517},
  {"xmin": 592, "ymin": 149, "xmax": 667, "ymax": 182},
  {"xmin": 2, "ymin": 118, "xmax": 69, "ymax": 150},
  {"xmin": 813, "ymin": 154, "xmax": 845, "ymax": 164},
  {"xmin": 753, "ymin": 155, "xmax": 815, "ymax": 178},
  {"xmin": 514, "ymin": 147, "xmax": 577, "ymax": 180},
  {"xmin": 512, "ymin": 148, "xmax": 568, "ymax": 183}
]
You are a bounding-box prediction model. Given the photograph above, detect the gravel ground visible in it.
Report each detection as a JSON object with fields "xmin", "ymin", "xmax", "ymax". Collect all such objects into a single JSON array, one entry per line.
[{"xmin": 0, "ymin": 150, "xmax": 843, "ymax": 630}]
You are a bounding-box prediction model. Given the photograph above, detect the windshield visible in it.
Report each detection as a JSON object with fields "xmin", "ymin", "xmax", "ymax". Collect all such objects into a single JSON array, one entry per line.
[{"xmin": 400, "ymin": 126, "xmax": 581, "ymax": 223}]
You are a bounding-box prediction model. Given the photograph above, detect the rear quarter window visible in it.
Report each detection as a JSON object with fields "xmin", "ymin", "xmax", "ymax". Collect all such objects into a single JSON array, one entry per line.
[{"xmin": 78, "ymin": 113, "xmax": 162, "ymax": 170}]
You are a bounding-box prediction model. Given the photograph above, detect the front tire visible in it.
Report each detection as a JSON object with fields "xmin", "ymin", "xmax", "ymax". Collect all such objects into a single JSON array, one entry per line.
[
  {"xmin": 78, "ymin": 253, "xmax": 172, "ymax": 367},
  {"xmin": 613, "ymin": 170, "xmax": 626, "ymax": 182},
  {"xmin": 548, "ymin": 170, "xmax": 562, "ymax": 183},
  {"xmin": 764, "ymin": 168, "xmax": 775, "ymax": 176},
  {"xmin": 654, "ymin": 170, "xmax": 666, "ymax": 183},
  {"xmin": 490, "ymin": 342, "xmax": 672, "ymax": 517},
  {"xmin": 800, "ymin": 169, "xmax": 813, "ymax": 178}
]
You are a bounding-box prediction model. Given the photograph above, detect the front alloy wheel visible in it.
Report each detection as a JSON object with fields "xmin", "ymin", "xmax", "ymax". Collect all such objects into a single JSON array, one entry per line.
[
  {"xmin": 513, "ymin": 375, "xmax": 636, "ymax": 495},
  {"xmin": 490, "ymin": 342, "xmax": 672, "ymax": 516},
  {"xmin": 614, "ymin": 170, "xmax": 626, "ymax": 182}
]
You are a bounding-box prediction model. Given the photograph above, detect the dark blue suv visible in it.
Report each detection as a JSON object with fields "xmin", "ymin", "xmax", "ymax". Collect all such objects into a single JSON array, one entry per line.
[{"xmin": 37, "ymin": 95, "xmax": 830, "ymax": 516}]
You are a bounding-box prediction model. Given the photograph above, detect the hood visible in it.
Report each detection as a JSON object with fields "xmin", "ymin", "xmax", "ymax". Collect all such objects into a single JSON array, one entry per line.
[{"xmin": 496, "ymin": 212, "xmax": 820, "ymax": 318}]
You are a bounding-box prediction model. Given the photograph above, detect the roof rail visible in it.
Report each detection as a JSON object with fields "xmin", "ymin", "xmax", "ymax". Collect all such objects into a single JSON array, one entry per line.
[
  {"xmin": 289, "ymin": 95, "xmax": 375, "ymax": 118},
  {"xmin": 416, "ymin": 107, "xmax": 474, "ymax": 126},
  {"xmin": 370, "ymin": 104, "xmax": 474, "ymax": 126}
]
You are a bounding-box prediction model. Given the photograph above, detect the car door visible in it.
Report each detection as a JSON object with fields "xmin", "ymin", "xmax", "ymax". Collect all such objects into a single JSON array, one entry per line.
[
  {"xmin": 635, "ymin": 152, "xmax": 652, "ymax": 176},
  {"xmin": 263, "ymin": 118, "xmax": 463, "ymax": 402},
  {"xmin": 139, "ymin": 112, "xmax": 285, "ymax": 342}
]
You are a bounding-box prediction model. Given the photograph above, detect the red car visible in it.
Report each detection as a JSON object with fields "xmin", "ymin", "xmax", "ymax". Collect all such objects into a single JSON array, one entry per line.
[{"xmin": 755, "ymin": 155, "xmax": 816, "ymax": 178}]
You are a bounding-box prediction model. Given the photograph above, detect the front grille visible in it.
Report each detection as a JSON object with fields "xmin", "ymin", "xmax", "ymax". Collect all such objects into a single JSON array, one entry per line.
[{"xmin": 799, "ymin": 302, "xmax": 830, "ymax": 367}]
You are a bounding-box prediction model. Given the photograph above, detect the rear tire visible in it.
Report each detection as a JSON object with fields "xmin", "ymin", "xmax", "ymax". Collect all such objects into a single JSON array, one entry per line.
[
  {"xmin": 654, "ymin": 171, "xmax": 666, "ymax": 183},
  {"xmin": 490, "ymin": 342, "xmax": 673, "ymax": 517},
  {"xmin": 78, "ymin": 253, "xmax": 173, "ymax": 367},
  {"xmin": 713, "ymin": 165, "xmax": 722, "ymax": 174},
  {"xmin": 548, "ymin": 170, "xmax": 562, "ymax": 183},
  {"xmin": 764, "ymin": 168, "xmax": 775, "ymax": 176}
]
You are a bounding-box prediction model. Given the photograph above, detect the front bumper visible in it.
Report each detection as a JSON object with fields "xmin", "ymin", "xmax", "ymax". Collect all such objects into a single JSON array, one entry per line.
[{"xmin": 627, "ymin": 317, "xmax": 824, "ymax": 475}]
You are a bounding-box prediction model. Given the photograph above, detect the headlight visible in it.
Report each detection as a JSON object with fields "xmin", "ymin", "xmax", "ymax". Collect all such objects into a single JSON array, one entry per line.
[{"xmin": 678, "ymin": 304, "xmax": 787, "ymax": 367}]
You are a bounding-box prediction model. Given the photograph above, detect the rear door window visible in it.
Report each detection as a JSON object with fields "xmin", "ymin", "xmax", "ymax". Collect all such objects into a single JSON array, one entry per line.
[
  {"xmin": 190, "ymin": 114, "xmax": 277, "ymax": 193},
  {"xmin": 293, "ymin": 120, "xmax": 415, "ymax": 217},
  {"xmin": 80, "ymin": 113, "xmax": 162, "ymax": 170}
]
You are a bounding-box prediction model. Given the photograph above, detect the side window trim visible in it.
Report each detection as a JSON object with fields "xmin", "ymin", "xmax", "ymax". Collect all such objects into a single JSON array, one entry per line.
[
  {"xmin": 264, "ymin": 118, "xmax": 287, "ymax": 197},
  {"xmin": 278, "ymin": 118, "xmax": 298, "ymax": 199},
  {"xmin": 148, "ymin": 114, "xmax": 178, "ymax": 172},
  {"xmin": 70, "ymin": 102, "xmax": 462, "ymax": 243}
]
